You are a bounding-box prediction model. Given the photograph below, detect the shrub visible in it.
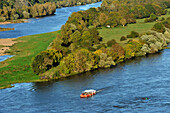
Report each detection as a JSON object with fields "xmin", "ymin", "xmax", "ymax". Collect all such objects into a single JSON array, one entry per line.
[
  {"xmin": 96, "ymin": 43, "xmax": 107, "ymax": 50},
  {"xmin": 152, "ymin": 22, "xmax": 165, "ymax": 33},
  {"xmin": 161, "ymin": 20, "xmax": 170, "ymax": 29},
  {"xmin": 107, "ymin": 39, "xmax": 117, "ymax": 47},
  {"xmin": 149, "ymin": 13, "xmax": 158, "ymax": 22},
  {"xmin": 0, "ymin": 17, "xmax": 6, "ymax": 22},
  {"xmin": 144, "ymin": 13, "xmax": 158, "ymax": 23},
  {"xmin": 144, "ymin": 18, "xmax": 149, "ymax": 23},
  {"xmin": 120, "ymin": 36, "xmax": 127, "ymax": 41},
  {"xmin": 22, "ymin": 11, "xmax": 30, "ymax": 19},
  {"xmin": 161, "ymin": 17, "xmax": 165, "ymax": 21},
  {"xmin": 31, "ymin": 49, "xmax": 62, "ymax": 75},
  {"xmin": 127, "ymin": 31, "xmax": 139, "ymax": 38},
  {"xmin": 14, "ymin": 14, "xmax": 19, "ymax": 20},
  {"xmin": 131, "ymin": 31, "xmax": 139, "ymax": 38},
  {"xmin": 88, "ymin": 47, "xmax": 96, "ymax": 51}
]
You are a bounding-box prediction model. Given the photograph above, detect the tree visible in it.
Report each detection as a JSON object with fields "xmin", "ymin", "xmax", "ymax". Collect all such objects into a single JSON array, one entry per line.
[
  {"xmin": 23, "ymin": 11, "xmax": 30, "ymax": 19},
  {"xmin": 99, "ymin": 13, "xmax": 108, "ymax": 26},
  {"xmin": 149, "ymin": 13, "xmax": 158, "ymax": 21},
  {"xmin": 31, "ymin": 49, "xmax": 62, "ymax": 75},
  {"xmin": 120, "ymin": 18, "xmax": 127, "ymax": 27},
  {"xmin": 152, "ymin": 22, "xmax": 165, "ymax": 33},
  {"xmin": 58, "ymin": 49, "xmax": 97, "ymax": 76}
]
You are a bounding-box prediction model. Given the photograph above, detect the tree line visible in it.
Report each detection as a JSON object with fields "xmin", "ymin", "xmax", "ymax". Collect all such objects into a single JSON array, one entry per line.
[{"xmin": 0, "ymin": 0, "xmax": 101, "ymax": 22}]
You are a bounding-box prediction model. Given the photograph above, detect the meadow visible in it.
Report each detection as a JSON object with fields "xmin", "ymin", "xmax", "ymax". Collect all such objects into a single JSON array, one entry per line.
[
  {"xmin": 0, "ymin": 31, "xmax": 60, "ymax": 89},
  {"xmin": 98, "ymin": 12, "xmax": 170, "ymax": 45}
]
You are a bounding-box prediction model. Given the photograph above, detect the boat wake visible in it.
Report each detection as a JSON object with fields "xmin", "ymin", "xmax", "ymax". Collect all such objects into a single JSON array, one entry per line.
[{"xmin": 96, "ymin": 86, "xmax": 114, "ymax": 93}]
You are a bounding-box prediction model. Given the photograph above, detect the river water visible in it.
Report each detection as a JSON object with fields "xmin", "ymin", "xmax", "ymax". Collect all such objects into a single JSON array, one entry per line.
[
  {"xmin": 0, "ymin": 2, "xmax": 102, "ymax": 62},
  {"xmin": 0, "ymin": 46, "xmax": 170, "ymax": 112},
  {"xmin": 0, "ymin": 2, "xmax": 170, "ymax": 113}
]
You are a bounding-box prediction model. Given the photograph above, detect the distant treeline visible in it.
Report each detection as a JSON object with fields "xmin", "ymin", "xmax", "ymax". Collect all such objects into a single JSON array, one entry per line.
[
  {"xmin": 31, "ymin": 0, "xmax": 170, "ymax": 79},
  {"xmin": 0, "ymin": 0, "xmax": 101, "ymax": 22}
]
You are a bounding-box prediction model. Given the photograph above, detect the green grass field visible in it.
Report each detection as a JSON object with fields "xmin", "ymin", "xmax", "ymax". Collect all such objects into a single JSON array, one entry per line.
[
  {"xmin": 0, "ymin": 31, "xmax": 60, "ymax": 89},
  {"xmin": 98, "ymin": 13, "xmax": 170, "ymax": 44}
]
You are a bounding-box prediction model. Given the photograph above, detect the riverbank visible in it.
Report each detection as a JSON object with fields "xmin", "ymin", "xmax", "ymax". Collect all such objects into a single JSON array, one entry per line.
[{"xmin": 0, "ymin": 19, "xmax": 28, "ymax": 25}]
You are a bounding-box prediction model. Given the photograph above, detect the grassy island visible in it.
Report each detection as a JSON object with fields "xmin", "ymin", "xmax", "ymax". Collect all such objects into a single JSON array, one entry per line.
[{"xmin": 0, "ymin": 0, "xmax": 170, "ymax": 89}]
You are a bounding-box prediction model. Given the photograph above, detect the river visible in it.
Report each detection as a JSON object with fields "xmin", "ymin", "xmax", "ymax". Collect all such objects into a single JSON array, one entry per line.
[
  {"xmin": 0, "ymin": 2, "xmax": 170, "ymax": 112},
  {"xmin": 0, "ymin": 46, "xmax": 170, "ymax": 112},
  {"xmin": 0, "ymin": 2, "xmax": 102, "ymax": 62}
]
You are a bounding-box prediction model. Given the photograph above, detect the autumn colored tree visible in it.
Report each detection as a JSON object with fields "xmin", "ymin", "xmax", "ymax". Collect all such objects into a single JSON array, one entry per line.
[
  {"xmin": 99, "ymin": 13, "xmax": 108, "ymax": 26},
  {"xmin": 120, "ymin": 18, "xmax": 127, "ymax": 27}
]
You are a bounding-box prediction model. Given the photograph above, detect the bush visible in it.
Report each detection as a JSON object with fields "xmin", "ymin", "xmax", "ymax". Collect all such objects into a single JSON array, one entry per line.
[
  {"xmin": 127, "ymin": 31, "xmax": 139, "ymax": 38},
  {"xmin": 152, "ymin": 22, "xmax": 165, "ymax": 33},
  {"xmin": 144, "ymin": 13, "xmax": 158, "ymax": 23},
  {"xmin": 161, "ymin": 17, "xmax": 165, "ymax": 21},
  {"xmin": 0, "ymin": 17, "xmax": 6, "ymax": 22},
  {"xmin": 107, "ymin": 39, "xmax": 117, "ymax": 47},
  {"xmin": 96, "ymin": 43, "xmax": 107, "ymax": 50},
  {"xmin": 131, "ymin": 31, "xmax": 139, "ymax": 38},
  {"xmin": 149, "ymin": 13, "xmax": 158, "ymax": 21},
  {"xmin": 31, "ymin": 49, "xmax": 62, "ymax": 75},
  {"xmin": 161, "ymin": 20, "xmax": 170, "ymax": 29},
  {"xmin": 88, "ymin": 47, "xmax": 96, "ymax": 51},
  {"xmin": 120, "ymin": 36, "xmax": 127, "ymax": 41},
  {"xmin": 144, "ymin": 18, "xmax": 149, "ymax": 23},
  {"xmin": 14, "ymin": 14, "xmax": 19, "ymax": 20}
]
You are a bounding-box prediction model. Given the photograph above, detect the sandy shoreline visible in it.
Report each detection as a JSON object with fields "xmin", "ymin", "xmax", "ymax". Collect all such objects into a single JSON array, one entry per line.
[
  {"xmin": 0, "ymin": 19, "xmax": 28, "ymax": 25},
  {"xmin": 0, "ymin": 38, "xmax": 17, "ymax": 56}
]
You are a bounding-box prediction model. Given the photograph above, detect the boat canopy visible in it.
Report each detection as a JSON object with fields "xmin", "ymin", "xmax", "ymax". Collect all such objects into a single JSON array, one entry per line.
[{"xmin": 83, "ymin": 89, "xmax": 96, "ymax": 93}]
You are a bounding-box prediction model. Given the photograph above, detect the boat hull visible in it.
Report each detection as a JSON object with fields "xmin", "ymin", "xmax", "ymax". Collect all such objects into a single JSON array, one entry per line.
[{"xmin": 80, "ymin": 92, "xmax": 96, "ymax": 98}]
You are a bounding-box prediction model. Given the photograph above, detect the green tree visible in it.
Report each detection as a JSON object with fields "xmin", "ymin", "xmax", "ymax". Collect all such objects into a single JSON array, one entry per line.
[
  {"xmin": 152, "ymin": 22, "xmax": 165, "ymax": 33},
  {"xmin": 31, "ymin": 49, "xmax": 62, "ymax": 75}
]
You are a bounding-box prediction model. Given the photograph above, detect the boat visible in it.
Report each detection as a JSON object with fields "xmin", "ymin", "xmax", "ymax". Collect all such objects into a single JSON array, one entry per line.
[{"xmin": 80, "ymin": 89, "xmax": 96, "ymax": 98}]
